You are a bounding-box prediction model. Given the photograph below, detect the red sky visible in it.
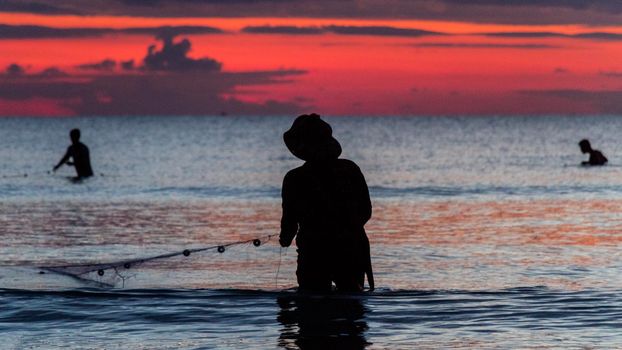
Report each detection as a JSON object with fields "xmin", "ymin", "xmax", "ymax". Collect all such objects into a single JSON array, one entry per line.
[{"xmin": 1, "ymin": 4, "xmax": 622, "ymax": 116}]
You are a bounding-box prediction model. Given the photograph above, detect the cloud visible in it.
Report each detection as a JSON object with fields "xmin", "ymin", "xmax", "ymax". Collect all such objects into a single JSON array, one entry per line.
[
  {"xmin": 120, "ymin": 0, "xmax": 290, "ymax": 5},
  {"xmin": 412, "ymin": 43, "xmax": 558, "ymax": 49},
  {"xmin": 241, "ymin": 25, "xmax": 444, "ymax": 37},
  {"xmin": 0, "ymin": 25, "xmax": 109, "ymax": 39},
  {"xmin": 483, "ymin": 31, "xmax": 622, "ymax": 40},
  {"xmin": 39, "ymin": 67, "xmax": 69, "ymax": 77},
  {"xmin": 5, "ymin": 64, "xmax": 69, "ymax": 77},
  {"xmin": 5, "ymin": 64, "xmax": 25, "ymax": 76},
  {"xmin": 0, "ymin": 1, "xmax": 81, "ymax": 15},
  {"xmin": 0, "ymin": 37, "xmax": 309, "ymax": 116},
  {"xmin": 124, "ymin": 25, "xmax": 224, "ymax": 37},
  {"xmin": 242, "ymin": 26, "xmax": 324, "ymax": 35},
  {"xmin": 121, "ymin": 60, "xmax": 135, "ymax": 71},
  {"xmin": 325, "ymin": 25, "xmax": 443, "ymax": 37},
  {"xmin": 574, "ymin": 32, "xmax": 622, "ymax": 40},
  {"xmin": 442, "ymin": 0, "xmax": 622, "ymax": 12},
  {"xmin": 483, "ymin": 32, "xmax": 566, "ymax": 38},
  {"xmin": 120, "ymin": 0, "xmax": 161, "ymax": 5},
  {"xmin": 519, "ymin": 89, "xmax": 622, "ymax": 114},
  {"xmin": 599, "ymin": 71, "xmax": 622, "ymax": 78},
  {"xmin": 0, "ymin": 24, "xmax": 223, "ymax": 39},
  {"xmin": 5, "ymin": 0, "xmax": 622, "ymax": 25},
  {"xmin": 77, "ymin": 59, "xmax": 117, "ymax": 71},
  {"xmin": 0, "ymin": 23, "xmax": 445, "ymax": 40},
  {"xmin": 143, "ymin": 36, "xmax": 222, "ymax": 71},
  {"xmin": 0, "ymin": 70, "xmax": 308, "ymax": 115}
]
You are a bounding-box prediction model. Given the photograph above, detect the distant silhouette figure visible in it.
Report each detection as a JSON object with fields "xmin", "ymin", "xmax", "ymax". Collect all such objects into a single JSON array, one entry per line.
[
  {"xmin": 579, "ymin": 139, "xmax": 608, "ymax": 166},
  {"xmin": 280, "ymin": 114, "xmax": 374, "ymax": 292},
  {"xmin": 53, "ymin": 129, "xmax": 94, "ymax": 179}
]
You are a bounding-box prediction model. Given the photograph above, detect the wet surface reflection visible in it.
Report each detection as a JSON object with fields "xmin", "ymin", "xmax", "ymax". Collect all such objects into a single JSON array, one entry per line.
[{"xmin": 277, "ymin": 294, "xmax": 370, "ymax": 349}]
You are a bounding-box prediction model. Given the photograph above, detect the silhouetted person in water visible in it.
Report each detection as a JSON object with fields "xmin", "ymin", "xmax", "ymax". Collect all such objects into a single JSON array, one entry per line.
[
  {"xmin": 579, "ymin": 139, "xmax": 607, "ymax": 166},
  {"xmin": 53, "ymin": 129, "xmax": 94, "ymax": 179},
  {"xmin": 280, "ymin": 114, "xmax": 374, "ymax": 293}
]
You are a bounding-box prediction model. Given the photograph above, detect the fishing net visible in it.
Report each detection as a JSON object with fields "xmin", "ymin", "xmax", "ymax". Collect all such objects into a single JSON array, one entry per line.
[{"xmin": 37, "ymin": 234, "xmax": 295, "ymax": 289}]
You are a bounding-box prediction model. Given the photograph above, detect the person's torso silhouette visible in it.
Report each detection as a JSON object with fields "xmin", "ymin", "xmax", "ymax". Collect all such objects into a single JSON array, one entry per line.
[
  {"xmin": 66, "ymin": 142, "xmax": 94, "ymax": 178},
  {"xmin": 53, "ymin": 129, "xmax": 94, "ymax": 179},
  {"xmin": 588, "ymin": 150, "xmax": 607, "ymax": 166}
]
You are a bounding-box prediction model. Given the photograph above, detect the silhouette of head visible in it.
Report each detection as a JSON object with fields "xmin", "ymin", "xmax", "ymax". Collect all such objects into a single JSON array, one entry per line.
[
  {"xmin": 579, "ymin": 139, "xmax": 592, "ymax": 154},
  {"xmin": 284, "ymin": 113, "xmax": 342, "ymax": 161},
  {"xmin": 70, "ymin": 128, "xmax": 81, "ymax": 144}
]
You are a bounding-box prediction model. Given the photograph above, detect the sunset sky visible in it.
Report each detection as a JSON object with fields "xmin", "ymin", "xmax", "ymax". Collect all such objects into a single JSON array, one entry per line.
[{"xmin": 1, "ymin": 0, "xmax": 622, "ymax": 116}]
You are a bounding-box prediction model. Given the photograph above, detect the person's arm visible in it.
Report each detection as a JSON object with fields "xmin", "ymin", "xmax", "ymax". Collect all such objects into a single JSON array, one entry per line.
[
  {"xmin": 353, "ymin": 163, "xmax": 372, "ymax": 225},
  {"xmin": 366, "ymin": 259, "xmax": 375, "ymax": 291},
  {"xmin": 351, "ymin": 162, "xmax": 374, "ymax": 290},
  {"xmin": 279, "ymin": 172, "xmax": 298, "ymax": 247},
  {"xmin": 53, "ymin": 147, "xmax": 72, "ymax": 171}
]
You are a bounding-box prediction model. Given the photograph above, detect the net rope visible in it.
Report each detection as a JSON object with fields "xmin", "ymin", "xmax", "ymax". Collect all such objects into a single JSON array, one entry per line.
[{"xmin": 39, "ymin": 234, "xmax": 279, "ymax": 288}]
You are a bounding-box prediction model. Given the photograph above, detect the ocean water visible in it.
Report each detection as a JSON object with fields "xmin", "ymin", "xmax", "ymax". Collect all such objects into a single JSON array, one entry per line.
[{"xmin": 2, "ymin": 115, "xmax": 622, "ymax": 348}]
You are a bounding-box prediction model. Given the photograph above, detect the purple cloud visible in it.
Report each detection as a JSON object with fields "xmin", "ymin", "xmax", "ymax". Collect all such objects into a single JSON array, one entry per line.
[
  {"xmin": 520, "ymin": 89, "xmax": 622, "ymax": 114},
  {"xmin": 599, "ymin": 71, "xmax": 622, "ymax": 78},
  {"xmin": 5, "ymin": 63, "xmax": 25, "ymax": 76},
  {"xmin": 121, "ymin": 60, "xmax": 135, "ymax": 71},
  {"xmin": 0, "ymin": 24, "xmax": 223, "ymax": 39},
  {"xmin": 242, "ymin": 26, "xmax": 324, "ymax": 35},
  {"xmin": 39, "ymin": 67, "xmax": 69, "ymax": 77},
  {"xmin": 0, "ymin": 36, "xmax": 308, "ymax": 116},
  {"xmin": 77, "ymin": 59, "xmax": 117, "ymax": 71},
  {"xmin": 0, "ymin": 1, "xmax": 81, "ymax": 15},
  {"xmin": 412, "ymin": 43, "xmax": 558, "ymax": 49},
  {"xmin": 3, "ymin": 0, "xmax": 622, "ymax": 25},
  {"xmin": 484, "ymin": 31, "xmax": 622, "ymax": 40},
  {"xmin": 143, "ymin": 36, "xmax": 221, "ymax": 72},
  {"xmin": 242, "ymin": 25, "xmax": 444, "ymax": 37}
]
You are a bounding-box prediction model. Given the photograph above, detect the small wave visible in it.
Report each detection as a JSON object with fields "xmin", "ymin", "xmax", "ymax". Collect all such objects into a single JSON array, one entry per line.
[
  {"xmin": 369, "ymin": 185, "xmax": 622, "ymax": 198},
  {"xmin": 0, "ymin": 285, "xmax": 612, "ymax": 300},
  {"xmin": 3, "ymin": 286, "xmax": 622, "ymax": 348},
  {"xmin": 141, "ymin": 186, "xmax": 281, "ymax": 199}
]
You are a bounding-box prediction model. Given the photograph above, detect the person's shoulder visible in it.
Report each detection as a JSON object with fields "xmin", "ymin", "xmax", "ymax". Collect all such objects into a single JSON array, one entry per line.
[
  {"xmin": 73, "ymin": 142, "xmax": 89, "ymax": 152},
  {"xmin": 284, "ymin": 165, "xmax": 306, "ymax": 179},
  {"xmin": 336, "ymin": 158, "xmax": 362, "ymax": 171}
]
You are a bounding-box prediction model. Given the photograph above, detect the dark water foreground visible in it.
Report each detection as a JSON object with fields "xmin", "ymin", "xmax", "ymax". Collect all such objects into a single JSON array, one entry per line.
[{"xmin": 1, "ymin": 287, "xmax": 621, "ymax": 349}]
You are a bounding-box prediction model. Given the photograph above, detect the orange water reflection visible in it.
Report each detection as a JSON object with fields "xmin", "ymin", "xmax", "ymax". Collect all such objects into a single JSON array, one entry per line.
[{"xmin": 1, "ymin": 198, "xmax": 621, "ymax": 290}]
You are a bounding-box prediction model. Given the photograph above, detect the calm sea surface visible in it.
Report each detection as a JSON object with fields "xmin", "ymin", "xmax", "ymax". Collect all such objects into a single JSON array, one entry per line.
[{"xmin": 2, "ymin": 115, "xmax": 622, "ymax": 349}]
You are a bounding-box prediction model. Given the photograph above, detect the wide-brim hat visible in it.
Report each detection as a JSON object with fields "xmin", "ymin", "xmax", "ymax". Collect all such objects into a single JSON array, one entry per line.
[{"xmin": 283, "ymin": 113, "xmax": 342, "ymax": 161}]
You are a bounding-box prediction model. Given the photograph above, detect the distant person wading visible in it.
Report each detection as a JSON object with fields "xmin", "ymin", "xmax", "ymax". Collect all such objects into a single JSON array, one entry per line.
[
  {"xmin": 53, "ymin": 128, "xmax": 94, "ymax": 179},
  {"xmin": 280, "ymin": 114, "xmax": 374, "ymax": 292},
  {"xmin": 579, "ymin": 139, "xmax": 608, "ymax": 166}
]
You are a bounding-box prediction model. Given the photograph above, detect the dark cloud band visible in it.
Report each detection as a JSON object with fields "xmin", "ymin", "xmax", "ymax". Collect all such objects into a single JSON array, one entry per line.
[
  {"xmin": 242, "ymin": 25, "xmax": 444, "ymax": 37},
  {"xmin": 0, "ymin": 24, "xmax": 223, "ymax": 39},
  {"xmin": 3, "ymin": 0, "xmax": 622, "ymax": 25}
]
